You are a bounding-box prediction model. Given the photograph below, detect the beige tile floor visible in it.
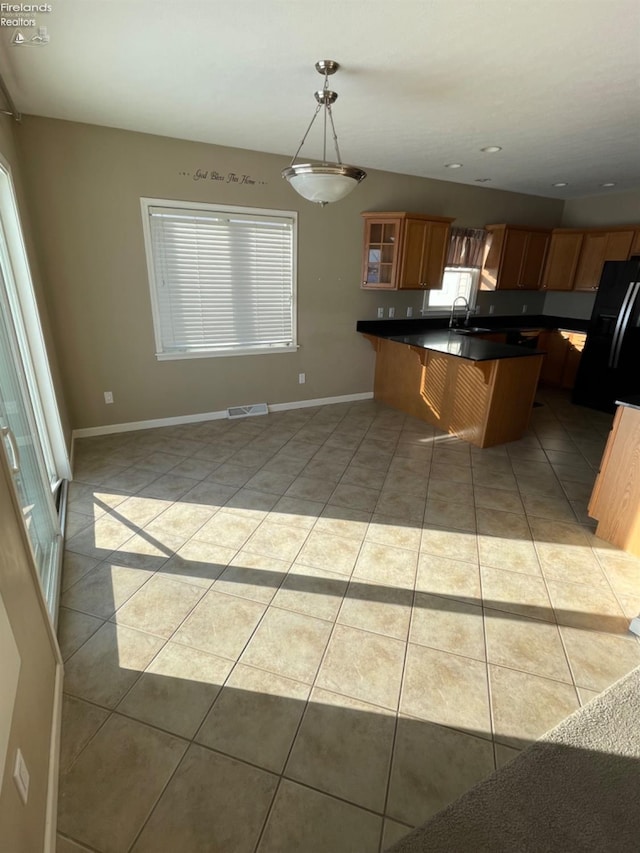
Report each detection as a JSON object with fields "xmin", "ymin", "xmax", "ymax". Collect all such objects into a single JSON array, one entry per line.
[{"xmin": 56, "ymin": 390, "xmax": 640, "ymax": 853}]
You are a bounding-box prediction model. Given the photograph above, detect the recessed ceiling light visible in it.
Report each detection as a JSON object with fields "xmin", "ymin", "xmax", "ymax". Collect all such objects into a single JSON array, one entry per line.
[
  {"xmin": 601, "ymin": 182, "xmax": 616, "ymax": 187},
  {"xmin": 445, "ymin": 163, "xmax": 463, "ymax": 169},
  {"xmin": 480, "ymin": 146, "xmax": 502, "ymax": 153},
  {"xmin": 552, "ymin": 182, "xmax": 568, "ymax": 187},
  {"xmin": 474, "ymin": 178, "xmax": 491, "ymax": 183}
]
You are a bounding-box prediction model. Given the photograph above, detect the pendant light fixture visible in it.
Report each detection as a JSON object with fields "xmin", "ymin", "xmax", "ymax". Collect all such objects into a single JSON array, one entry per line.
[{"xmin": 282, "ymin": 60, "xmax": 366, "ymax": 206}]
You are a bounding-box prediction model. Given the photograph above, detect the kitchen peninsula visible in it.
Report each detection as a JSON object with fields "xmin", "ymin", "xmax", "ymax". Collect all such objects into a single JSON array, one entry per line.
[{"xmin": 358, "ymin": 320, "xmax": 545, "ymax": 448}]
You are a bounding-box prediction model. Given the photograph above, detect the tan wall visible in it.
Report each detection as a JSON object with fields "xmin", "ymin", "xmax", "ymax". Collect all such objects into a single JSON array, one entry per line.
[
  {"xmin": 561, "ymin": 187, "xmax": 640, "ymax": 227},
  {"xmin": 0, "ymin": 450, "xmax": 60, "ymax": 852},
  {"xmin": 17, "ymin": 115, "xmax": 564, "ymax": 430}
]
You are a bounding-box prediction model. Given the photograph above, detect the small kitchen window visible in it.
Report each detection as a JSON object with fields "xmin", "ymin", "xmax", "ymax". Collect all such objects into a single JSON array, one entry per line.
[
  {"xmin": 422, "ymin": 267, "xmax": 480, "ymax": 313},
  {"xmin": 141, "ymin": 198, "xmax": 298, "ymax": 360}
]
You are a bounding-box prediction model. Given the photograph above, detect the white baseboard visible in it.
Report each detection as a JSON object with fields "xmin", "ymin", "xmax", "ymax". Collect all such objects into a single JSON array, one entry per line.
[
  {"xmin": 268, "ymin": 391, "xmax": 373, "ymax": 413},
  {"xmin": 71, "ymin": 391, "xmax": 374, "ymax": 439}
]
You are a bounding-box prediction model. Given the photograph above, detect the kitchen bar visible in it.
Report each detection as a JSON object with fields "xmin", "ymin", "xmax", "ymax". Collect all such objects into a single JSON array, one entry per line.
[{"xmin": 359, "ymin": 322, "xmax": 545, "ymax": 448}]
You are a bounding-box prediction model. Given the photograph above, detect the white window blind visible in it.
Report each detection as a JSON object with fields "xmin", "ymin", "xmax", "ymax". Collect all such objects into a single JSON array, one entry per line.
[{"xmin": 142, "ymin": 200, "xmax": 297, "ymax": 359}]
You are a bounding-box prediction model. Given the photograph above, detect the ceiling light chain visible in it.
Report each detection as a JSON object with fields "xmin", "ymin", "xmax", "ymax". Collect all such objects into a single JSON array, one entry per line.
[{"xmin": 282, "ymin": 59, "xmax": 366, "ymax": 206}]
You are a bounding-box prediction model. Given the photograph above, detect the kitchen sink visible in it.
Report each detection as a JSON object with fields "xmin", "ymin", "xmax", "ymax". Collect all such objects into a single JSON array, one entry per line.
[{"xmin": 451, "ymin": 326, "xmax": 492, "ymax": 335}]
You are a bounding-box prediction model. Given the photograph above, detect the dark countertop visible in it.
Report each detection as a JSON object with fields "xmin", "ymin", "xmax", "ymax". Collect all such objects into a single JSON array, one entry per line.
[
  {"xmin": 385, "ymin": 330, "xmax": 544, "ymax": 361},
  {"xmin": 357, "ymin": 314, "xmax": 589, "ymax": 337},
  {"xmin": 357, "ymin": 314, "xmax": 589, "ymax": 363}
]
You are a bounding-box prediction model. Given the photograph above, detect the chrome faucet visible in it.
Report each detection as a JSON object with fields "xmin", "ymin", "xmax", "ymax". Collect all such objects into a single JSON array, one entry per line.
[{"xmin": 449, "ymin": 296, "xmax": 471, "ymax": 328}]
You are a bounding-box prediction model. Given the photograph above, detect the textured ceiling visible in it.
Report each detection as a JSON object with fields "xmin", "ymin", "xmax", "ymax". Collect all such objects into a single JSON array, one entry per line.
[{"xmin": 1, "ymin": 0, "xmax": 639, "ymax": 198}]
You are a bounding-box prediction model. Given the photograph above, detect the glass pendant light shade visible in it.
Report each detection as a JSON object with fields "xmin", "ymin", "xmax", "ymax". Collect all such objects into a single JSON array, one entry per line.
[
  {"xmin": 283, "ymin": 60, "xmax": 366, "ymax": 206},
  {"xmin": 282, "ymin": 163, "xmax": 367, "ymax": 205}
]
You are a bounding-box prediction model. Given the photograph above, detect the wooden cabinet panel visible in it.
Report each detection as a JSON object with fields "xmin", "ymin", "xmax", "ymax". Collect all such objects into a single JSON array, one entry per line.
[
  {"xmin": 544, "ymin": 227, "xmax": 638, "ymax": 293},
  {"xmin": 573, "ymin": 230, "xmax": 634, "ymax": 291},
  {"xmin": 538, "ymin": 330, "xmax": 585, "ymax": 388},
  {"xmin": 541, "ymin": 232, "xmax": 583, "ymax": 291},
  {"xmin": 400, "ymin": 219, "xmax": 427, "ymax": 288},
  {"xmin": 480, "ymin": 225, "xmax": 550, "ymax": 291},
  {"xmin": 361, "ymin": 217, "xmax": 402, "ymax": 289},
  {"xmin": 421, "ymin": 220, "xmax": 451, "ymax": 290},
  {"xmin": 573, "ymin": 232, "xmax": 607, "ymax": 291},
  {"xmin": 588, "ymin": 404, "xmax": 640, "ymax": 557},
  {"xmin": 500, "ymin": 230, "xmax": 528, "ymax": 289},
  {"xmin": 520, "ymin": 231, "xmax": 549, "ymax": 289},
  {"xmin": 361, "ymin": 212, "xmax": 454, "ymax": 291},
  {"xmin": 538, "ymin": 330, "xmax": 567, "ymax": 384},
  {"xmin": 561, "ymin": 333, "xmax": 586, "ymax": 388},
  {"xmin": 607, "ymin": 230, "xmax": 634, "ymax": 260}
]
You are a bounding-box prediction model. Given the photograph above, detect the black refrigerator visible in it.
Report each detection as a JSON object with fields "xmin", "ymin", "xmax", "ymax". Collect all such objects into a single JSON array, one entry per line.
[{"xmin": 572, "ymin": 256, "xmax": 640, "ymax": 412}]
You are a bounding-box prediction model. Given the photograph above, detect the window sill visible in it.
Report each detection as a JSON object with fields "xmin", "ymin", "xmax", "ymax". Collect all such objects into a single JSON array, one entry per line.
[{"xmin": 155, "ymin": 344, "xmax": 299, "ymax": 361}]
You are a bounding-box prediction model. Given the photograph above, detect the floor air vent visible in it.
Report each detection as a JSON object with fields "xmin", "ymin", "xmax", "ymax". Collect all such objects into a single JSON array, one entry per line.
[{"xmin": 226, "ymin": 403, "xmax": 269, "ymax": 419}]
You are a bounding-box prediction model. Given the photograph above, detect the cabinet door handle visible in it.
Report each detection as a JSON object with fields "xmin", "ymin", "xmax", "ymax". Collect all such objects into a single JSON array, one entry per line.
[{"xmin": 1, "ymin": 425, "xmax": 20, "ymax": 474}]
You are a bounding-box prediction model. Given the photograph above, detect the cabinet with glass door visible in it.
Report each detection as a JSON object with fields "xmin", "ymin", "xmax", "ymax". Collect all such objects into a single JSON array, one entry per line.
[{"xmin": 361, "ymin": 212, "xmax": 454, "ymax": 291}]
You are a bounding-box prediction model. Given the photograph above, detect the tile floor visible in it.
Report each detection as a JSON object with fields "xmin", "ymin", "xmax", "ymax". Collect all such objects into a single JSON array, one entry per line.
[{"xmin": 56, "ymin": 390, "xmax": 640, "ymax": 853}]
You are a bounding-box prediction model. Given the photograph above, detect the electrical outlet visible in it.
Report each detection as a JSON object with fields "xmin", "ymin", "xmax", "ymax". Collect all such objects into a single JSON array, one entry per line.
[
  {"xmin": 104, "ymin": 391, "xmax": 114, "ymax": 404},
  {"xmin": 489, "ymin": 305, "xmax": 495, "ymax": 314},
  {"xmin": 298, "ymin": 372, "xmax": 305, "ymax": 384},
  {"xmin": 522, "ymin": 304, "xmax": 528, "ymax": 313},
  {"xmin": 406, "ymin": 306, "xmax": 413, "ymax": 318},
  {"xmin": 13, "ymin": 749, "xmax": 29, "ymax": 805},
  {"xmin": 388, "ymin": 307, "xmax": 395, "ymax": 319},
  {"xmin": 377, "ymin": 307, "xmax": 384, "ymax": 319}
]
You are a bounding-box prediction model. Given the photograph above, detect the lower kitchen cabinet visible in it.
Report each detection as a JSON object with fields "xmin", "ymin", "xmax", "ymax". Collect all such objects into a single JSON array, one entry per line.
[{"xmin": 538, "ymin": 330, "xmax": 586, "ymax": 388}]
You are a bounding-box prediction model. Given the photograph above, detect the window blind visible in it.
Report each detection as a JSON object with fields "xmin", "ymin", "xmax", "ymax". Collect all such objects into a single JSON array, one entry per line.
[{"xmin": 146, "ymin": 204, "xmax": 296, "ymax": 358}]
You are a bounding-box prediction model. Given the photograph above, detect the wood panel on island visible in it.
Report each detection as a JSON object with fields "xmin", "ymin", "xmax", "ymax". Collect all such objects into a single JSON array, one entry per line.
[
  {"xmin": 480, "ymin": 224, "xmax": 551, "ymax": 291},
  {"xmin": 361, "ymin": 335, "xmax": 543, "ymax": 449},
  {"xmin": 541, "ymin": 226, "xmax": 638, "ymax": 292},
  {"xmin": 360, "ymin": 212, "xmax": 455, "ymax": 290}
]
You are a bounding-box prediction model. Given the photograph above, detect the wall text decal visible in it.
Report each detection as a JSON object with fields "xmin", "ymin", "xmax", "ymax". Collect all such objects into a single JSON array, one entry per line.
[{"xmin": 178, "ymin": 169, "xmax": 267, "ymax": 186}]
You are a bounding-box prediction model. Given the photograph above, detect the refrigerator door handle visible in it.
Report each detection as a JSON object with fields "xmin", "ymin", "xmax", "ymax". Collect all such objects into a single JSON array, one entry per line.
[{"xmin": 609, "ymin": 281, "xmax": 640, "ymax": 368}]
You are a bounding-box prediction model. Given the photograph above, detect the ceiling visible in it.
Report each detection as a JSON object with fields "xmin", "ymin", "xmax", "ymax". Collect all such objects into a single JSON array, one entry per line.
[{"xmin": 1, "ymin": 0, "xmax": 639, "ymax": 199}]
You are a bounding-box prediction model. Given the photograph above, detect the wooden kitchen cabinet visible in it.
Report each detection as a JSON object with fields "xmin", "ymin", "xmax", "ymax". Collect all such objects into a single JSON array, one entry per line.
[
  {"xmin": 480, "ymin": 224, "xmax": 550, "ymax": 290},
  {"xmin": 538, "ymin": 330, "xmax": 586, "ymax": 388},
  {"xmin": 540, "ymin": 231, "xmax": 583, "ymax": 291},
  {"xmin": 573, "ymin": 229, "xmax": 634, "ymax": 291},
  {"xmin": 361, "ymin": 212, "xmax": 454, "ymax": 290},
  {"xmin": 589, "ymin": 403, "xmax": 640, "ymax": 558},
  {"xmin": 542, "ymin": 226, "xmax": 639, "ymax": 292}
]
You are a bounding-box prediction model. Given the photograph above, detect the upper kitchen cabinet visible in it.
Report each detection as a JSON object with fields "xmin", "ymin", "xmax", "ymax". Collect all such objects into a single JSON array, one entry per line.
[
  {"xmin": 361, "ymin": 212, "xmax": 454, "ymax": 290},
  {"xmin": 573, "ymin": 229, "xmax": 634, "ymax": 291},
  {"xmin": 480, "ymin": 224, "xmax": 550, "ymax": 290},
  {"xmin": 540, "ymin": 230, "xmax": 584, "ymax": 291},
  {"xmin": 542, "ymin": 226, "xmax": 638, "ymax": 291}
]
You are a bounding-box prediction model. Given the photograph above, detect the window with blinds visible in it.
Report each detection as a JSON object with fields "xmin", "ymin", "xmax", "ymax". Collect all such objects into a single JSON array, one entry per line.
[{"xmin": 141, "ymin": 199, "xmax": 297, "ymax": 359}]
